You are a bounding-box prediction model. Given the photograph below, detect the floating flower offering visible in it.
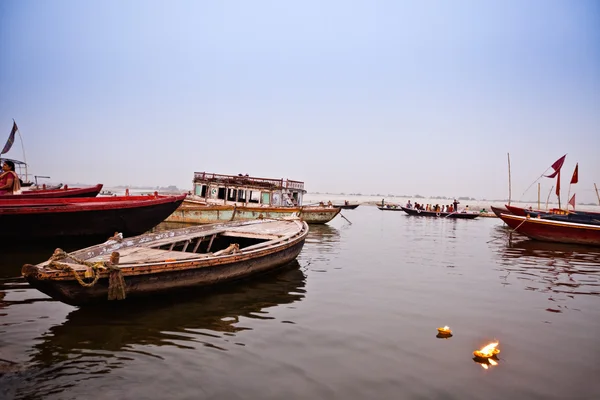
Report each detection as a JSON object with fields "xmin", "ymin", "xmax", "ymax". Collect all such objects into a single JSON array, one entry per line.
[
  {"xmin": 436, "ymin": 326, "xmax": 453, "ymax": 338},
  {"xmin": 473, "ymin": 342, "xmax": 500, "ymax": 359}
]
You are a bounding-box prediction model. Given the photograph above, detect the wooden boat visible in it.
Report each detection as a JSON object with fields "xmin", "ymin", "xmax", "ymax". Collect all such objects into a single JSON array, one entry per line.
[
  {"xmin": 166, "ymin": 172, "xmax": 340, "ymax": 224},
  {"xmin": 1, "ymin": 184, "xmax": 103, "ymax": 198},
  {"xmin": 400, "ymin": 206, "xmax": 479, "ymax": 219},
  {"xmin": 333, "ymin": 203, "xmax": 360, "ymax": 210},
  {"xmin": 0, "ymin": 194, "xmax": 186, "ymax": 240},
  {"xmin": 22, "ymin": 218, "xmax": 309, "ymax": 306},
  {"xmin": 498, "ymin": 213, "xmax": 600, "ymax": 246}
]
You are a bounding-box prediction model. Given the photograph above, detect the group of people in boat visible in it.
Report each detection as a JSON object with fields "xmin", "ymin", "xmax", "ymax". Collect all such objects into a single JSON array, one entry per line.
[
  {"xmin": 405, "ymin": 199, "xmax": 468, "ymax": 213},
  {"xmin": 0, "ymin": 160, "xmax": 21, "ymax": 195}
]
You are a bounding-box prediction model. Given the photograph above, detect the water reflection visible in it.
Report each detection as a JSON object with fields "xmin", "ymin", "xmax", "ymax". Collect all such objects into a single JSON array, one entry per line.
[
  {"xmin": 491, "ymin": 230, "xmax": 600, "ymax": 312},
  {"xmin": 299, "ymin": 224, "xmax": 341, "ymax": 271},
  {"xmin": 4, "ymin": 263, "xmax": 306, "ymax": 399}
]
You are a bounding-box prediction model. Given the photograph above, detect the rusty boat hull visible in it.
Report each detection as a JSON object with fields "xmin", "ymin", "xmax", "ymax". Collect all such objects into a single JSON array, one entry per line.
[{"xmin": 166, "ymin": 200, "xmax": 340, "ymax": 224}]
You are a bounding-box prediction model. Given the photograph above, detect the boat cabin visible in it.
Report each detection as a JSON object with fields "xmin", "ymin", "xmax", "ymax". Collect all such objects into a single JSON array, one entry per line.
[{"xmin": 192, "ymin": 172, "xmax": 306, "ymax": 206}]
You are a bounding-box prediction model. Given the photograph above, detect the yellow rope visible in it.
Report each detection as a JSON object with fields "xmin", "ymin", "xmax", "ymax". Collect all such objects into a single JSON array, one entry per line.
[{"xmin": 47, "ymin": 248, "xmax": 126, "ymax": 300}]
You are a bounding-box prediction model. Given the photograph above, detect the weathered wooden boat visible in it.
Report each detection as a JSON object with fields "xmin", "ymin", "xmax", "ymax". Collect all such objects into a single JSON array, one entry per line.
[
  {"xmin": 0, "ymin": 194, "xmax": 186, "ymax": 239},
  {"xmin": 400, "ymin": 206, "xmax": 479, "ymax": 219},
  {"xmin": 22, "ymin": 218, "xmax": 309, "ymax": 306},
  {"xmin": 1, "ymin": 183, "xmax": 103, "ymax": 198},
  {"xmin": 166, "ymin": 172, "xmax": 339, "ymax": 224},
  {"xmin": 333, "ymin": 203, "xmax": 360, "ymax": 210},
  {"xmin": 498, "ymin": 213, "xmax": 600, "ymax": 246}
]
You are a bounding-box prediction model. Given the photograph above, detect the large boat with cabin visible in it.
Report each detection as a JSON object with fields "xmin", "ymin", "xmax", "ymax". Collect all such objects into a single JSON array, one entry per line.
[{"xmin": 166, "ymin": 172, "xmax": 340, "ymax": 224}]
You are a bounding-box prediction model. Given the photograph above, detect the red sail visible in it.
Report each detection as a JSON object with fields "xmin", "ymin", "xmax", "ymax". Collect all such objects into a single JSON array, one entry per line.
[
  {"xmin": 568, "ymin": 194, "xmax": 576, "ymax": 209},
  {"xmin": 570, "ymin": 163, "xmax": 578, "ymax": 184},
  {"xmin": 544, "ymin": 154, "xmax": 566, "ymax": 178}
]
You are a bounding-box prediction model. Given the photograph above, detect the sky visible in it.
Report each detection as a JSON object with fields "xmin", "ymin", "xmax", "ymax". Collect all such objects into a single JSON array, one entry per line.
[{"xmin": 1, "ymin": 0, "xmax": 599, "ymax": 203}]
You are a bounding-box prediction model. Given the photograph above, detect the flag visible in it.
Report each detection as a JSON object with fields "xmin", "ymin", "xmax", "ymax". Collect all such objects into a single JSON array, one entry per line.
[
  {"xmin": 555, "ymin": 170, "xmax": 561, "ymax": 196},
  {"xmin": 544, "ymin": 154, "xmax": 567, "ymax": 178},
  {"xmin": 570, "ymin": 163, "xmax": 578, "ymax": 184},
  {"xmin": 568, "ymin": 193, "xmax": 576, "ymax": 209},
  {"xmin": 1, "ymin": 121, "xmax": 18, "ymax": 155}
]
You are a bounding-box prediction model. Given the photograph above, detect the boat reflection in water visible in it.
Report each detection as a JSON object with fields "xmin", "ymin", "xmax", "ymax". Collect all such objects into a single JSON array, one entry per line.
[
  {"xmin": 14, "ymin": 262, "xmax": 306, "ymax": 397},
  {"xmin": 298, "ymin": 224, "xmax": 341, "ymax": 270},
  {"xmin": 491, "ymin": 228, "xmax": 600, "ymax": 312}
]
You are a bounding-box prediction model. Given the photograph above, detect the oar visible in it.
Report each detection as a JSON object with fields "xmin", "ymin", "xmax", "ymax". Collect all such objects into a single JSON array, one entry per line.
[{"xmin": 339, "ymin": 212, "xmax": 352, "ymax": 224}]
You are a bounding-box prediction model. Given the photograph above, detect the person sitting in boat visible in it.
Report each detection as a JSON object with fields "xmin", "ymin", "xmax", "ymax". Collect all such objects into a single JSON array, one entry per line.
[
  {"xmin": 344, "ymin": 200, "xmax": 349, "ymax": 205},
  {"xmin": 0, "ymin": 160, "xmax": 21, "ymax": 195},
  {"xmin": 327, "ymin": 200, "xmax": 332, "ymax": 207},
  {"xmin": 406, "ymin": 200, "xmax": 412, "ymax": 209}
]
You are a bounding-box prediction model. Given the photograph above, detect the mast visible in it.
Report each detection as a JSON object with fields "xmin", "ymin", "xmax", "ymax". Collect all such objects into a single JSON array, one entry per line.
[
  {"xmin": 537, "ymin": 183, "xmax": 540, "ymax": 210},
  {"xmin": 545, "ymin": 186, "xmax": 553, "ymax": 210},
  {"xmin": 595, "ymin": 183, "xmax": 600, "ymax": 206},
  {"xmin": 507, "ymin": 153, "xmax": 512, "ymax": 206},
  {"xmin": 16, "ymin": 123, "xmax": 28, "ymax": 182}
]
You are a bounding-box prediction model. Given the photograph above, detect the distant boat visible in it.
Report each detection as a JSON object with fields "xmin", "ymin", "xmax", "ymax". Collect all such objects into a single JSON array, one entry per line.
[
  {"xmin": 498, "ymin": 213, "xmax": 600, "ymax": 246},
  {"xmin": 22, "ymin": 218, "xmax": 309, "ymax": 306},
  {"xmin": 400, "ymin": 206, "xmax": 479, "ymax": 219},
  {"xmin": 333, "ymin": 203, "xmax": 360, "ymax": 210},
  {"xmin": 166, "ymin": 171, "xmax": 340, "ymax": 224},
  {"xmin": 0, "ymin": 194, "xmax": 186, "ymax": 239}
]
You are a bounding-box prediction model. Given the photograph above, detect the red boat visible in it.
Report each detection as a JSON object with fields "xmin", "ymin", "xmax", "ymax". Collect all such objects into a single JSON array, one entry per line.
[
  {"xmin": 0, "ymin": 193, "xmax": 187, "ymax": 239},
  {"xmin": 498, "ymin": 213, "xmax": 600, "ymax": 246},
  {"xmin": 0, "ymin": 184, "xmax": 103, "ymax": 199}
]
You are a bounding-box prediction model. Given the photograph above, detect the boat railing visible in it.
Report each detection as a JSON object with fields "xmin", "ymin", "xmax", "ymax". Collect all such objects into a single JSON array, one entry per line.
[{"xmin": 193, "ymin": 172, "xmax": 305, "ymax": 191}]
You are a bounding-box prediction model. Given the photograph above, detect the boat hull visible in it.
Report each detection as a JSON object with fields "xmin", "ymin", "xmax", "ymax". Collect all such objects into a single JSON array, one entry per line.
[
  {"xmin": 22, "ymin": 227, "xmax": 306, "ymax": 306},
  {"xmin": 0, "ymin": 195, "xmax": 186, "ymax": 239},
  {"xmin": 334, "ymin": 204, "xmax": 359, "ymax": 210},
  {"xmin": 10, "ymin": 184, "xmax": 104, "ymax": 198},
  {"xmin": 166, "ymin": 202, "xmax": 339, "ymax": 224},
  {"xmin": 499, "ymin": 213, "xmax": 600, "ymax": 246}
]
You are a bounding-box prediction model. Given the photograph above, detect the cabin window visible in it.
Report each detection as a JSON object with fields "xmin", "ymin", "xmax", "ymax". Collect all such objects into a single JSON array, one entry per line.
[
  {"xmin": 261, "ymin": 192, "xmax": 271, "ymax": 205},
  {"xmin": 237, "ymin": 190, "xmax": 246, "ymax": 202},
  {"xmin": 227, "ymin": 189, "xmax": 237, "ymax": 201},
  {"xmin": 195, "ymin": 185, "xmax": 207, "ymax": 197},
  {"xmin": 249, "ymin": 191, "xmax": 260, "ymax": 203},
  {"xmin": 217, "ymin": 187, "xmax": 226, "ymax": 200}
]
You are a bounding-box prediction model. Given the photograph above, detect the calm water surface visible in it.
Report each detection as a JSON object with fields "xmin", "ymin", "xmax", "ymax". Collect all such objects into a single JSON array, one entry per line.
[{"xmin": 1, "ymin": 206, "xmax": 599, "ymax": 399}]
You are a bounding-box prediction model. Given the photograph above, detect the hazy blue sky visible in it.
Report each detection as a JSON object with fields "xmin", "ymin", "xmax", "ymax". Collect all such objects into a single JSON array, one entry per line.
[{"xmin": 1, "ymin": 0, "xmax": 599, "ymax": 203}]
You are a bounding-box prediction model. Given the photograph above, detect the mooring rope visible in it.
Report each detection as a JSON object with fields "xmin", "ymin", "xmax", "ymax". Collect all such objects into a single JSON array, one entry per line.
[{"xmin": 47, "ymin": 248, "xmax": 126, "ymax": 300}]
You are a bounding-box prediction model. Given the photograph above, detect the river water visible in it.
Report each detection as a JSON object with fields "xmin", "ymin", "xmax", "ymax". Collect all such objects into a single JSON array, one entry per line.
[{"xmin": 1, "ymin": 205, "xmax": 599, "ymax": 399}]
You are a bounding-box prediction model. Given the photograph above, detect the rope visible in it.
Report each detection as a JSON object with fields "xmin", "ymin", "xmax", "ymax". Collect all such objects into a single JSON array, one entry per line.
[
  {"xmin": 47, "ymin": 248, "xmax": 126, "ymax": 300},
  {"xmin": 486, "ymin": 217, "xmax": 530, "ymax": 244}
]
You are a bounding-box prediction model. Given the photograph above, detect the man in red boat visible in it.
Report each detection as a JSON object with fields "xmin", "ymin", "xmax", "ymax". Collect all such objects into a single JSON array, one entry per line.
[{"xmin": 0, "ymin": 160, "xmax": 21, "ymax": 195}]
